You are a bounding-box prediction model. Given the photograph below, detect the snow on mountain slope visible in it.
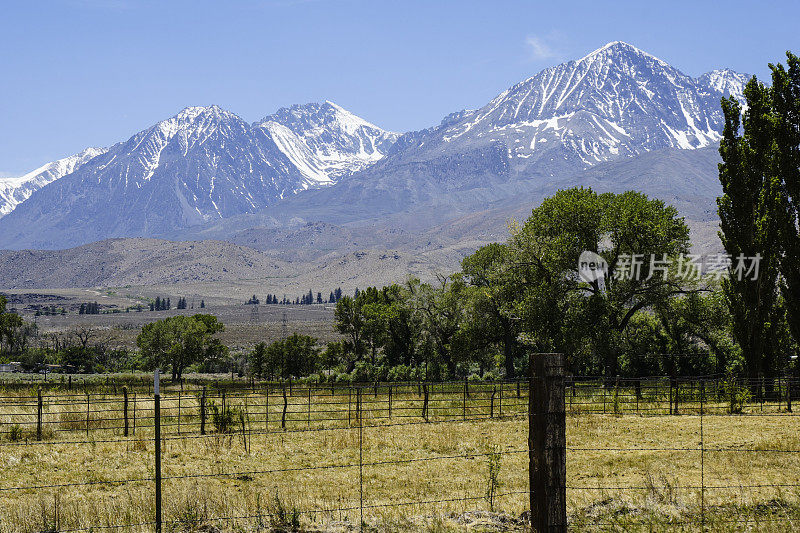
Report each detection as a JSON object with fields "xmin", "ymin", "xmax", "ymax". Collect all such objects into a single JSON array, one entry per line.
[
  {"xmin": 389, "ymin": 41, "xmax": 745, "ymax": 176},
  {"xmin": 0, "ymin": 147, "xmax": 106, "ymax": 217},
  {"xmin": 0, "ymin": 103, "xmax": 398, "ymax": 249},
  {"xmin": 697, "ymin": 68, "xmax": 751, "ymax": 101},
  {"xmin": 255, "ymin": 101, "xmax": 399, "ymax": 184}
]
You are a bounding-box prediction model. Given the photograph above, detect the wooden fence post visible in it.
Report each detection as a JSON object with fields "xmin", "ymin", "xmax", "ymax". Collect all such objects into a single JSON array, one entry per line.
[
  {"xmin": 86, "ymin": 393, "xmax": 90, "ymax": 436},
  {"xmin": 529, "ymin": 353, "xmax": 566, "ymax": 533},
  {"xmin": 388, "ymin": 385, "xmax": 392, "ymax": 419}
]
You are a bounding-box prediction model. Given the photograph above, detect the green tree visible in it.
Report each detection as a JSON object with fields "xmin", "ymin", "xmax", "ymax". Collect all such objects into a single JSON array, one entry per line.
[
  {"xmin": 459, "ymin": 243, "xmax": 523, "ymax": 378},
  {"xmin": 334, "ymin": 296, "xmax": 366, "ymax": 372},
  {"xmin": 771, "ymin": 52, "xmax": 800, "ymax": 353},
  {"xmin": 0, "ymin": 296, "xmax": 29, "ymax": 359},
  {"xmin": 717, "ymin": 79, "xmax": 784, "ymax": 384},
  {"xmin": 260, "ymin": 334, "xmax": 319, "ymax": 379},
  {"xmin": 136, "ymin": 314, "xmax": 226, "ymax": 380},
  {"xmin": 508, "ymin": 188, "xmax": 691, "ymax": 377}
]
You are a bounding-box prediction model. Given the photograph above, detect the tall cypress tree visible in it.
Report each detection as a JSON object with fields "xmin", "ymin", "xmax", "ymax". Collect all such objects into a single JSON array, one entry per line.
[
  {"xmin": 772, "ymin": 52, "xmax": 800, "ymax": 350},
  {"xmin": 718, "ymin": 78, "xmax": 784, "ymax": 382}
]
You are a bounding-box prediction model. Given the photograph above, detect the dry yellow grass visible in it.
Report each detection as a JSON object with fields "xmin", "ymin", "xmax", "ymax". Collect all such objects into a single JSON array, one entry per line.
[{"xmin": 0, "ymin": 385, "xmax": 797, "ymax": 531}]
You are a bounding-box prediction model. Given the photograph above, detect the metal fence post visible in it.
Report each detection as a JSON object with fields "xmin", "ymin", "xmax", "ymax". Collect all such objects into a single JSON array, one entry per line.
[
  {"xmin": 154, "ymin": 370, "xmax": 162, "ymax": 533},
  {"xmin": 700, "ymin": 378, "xmax": 705, "ymax": 530},
  {"xmin": 463, "ymin": 378, "xmax": 467, "ymax": 420},
  {"xmin": 357, "ymin": 386, "xmax": 364, "ymax": 530},
  {"xmin": 200, "ymin": 387, "xmax": 206, "ymax": 435},
  {"xmin": 529, "ymin": 353, "xmax": 566, "ymax": 533},
  {"xmin": 37, "ymin": 388, "xmax": 43, "ymax": 441},
  {"xmin": 123, "ymin": 386, "xmax": 129, "ymax": 437},
  {"xmin": 422, "ymin": 384, "xmax": 429, "ymax": 422},
  {"xmin": 282, "ymin": 385, "xmax": 288, "ymax": 429}
]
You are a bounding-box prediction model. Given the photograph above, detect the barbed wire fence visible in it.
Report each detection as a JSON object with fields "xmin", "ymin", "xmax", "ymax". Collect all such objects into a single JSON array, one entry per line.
[{"xmin": 0, "ymin": 362, "xmax": 798, "ymax": 531}]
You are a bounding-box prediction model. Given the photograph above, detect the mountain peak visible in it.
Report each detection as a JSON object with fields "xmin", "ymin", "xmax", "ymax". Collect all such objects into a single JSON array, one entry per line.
[
  {"xmin": 697, "ymin": 68, "xmax": 751, "ymax": 101},
  {"xmin": 173, "ymin": 104, "xmax": 235, "ymax": 122},
  {"xmin": 578, "ymin": 40, "xmax": 668, "ymax": 66}
]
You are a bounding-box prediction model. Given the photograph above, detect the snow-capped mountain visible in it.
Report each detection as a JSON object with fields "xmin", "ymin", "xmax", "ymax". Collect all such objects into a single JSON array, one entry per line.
[
  {"xmin": 256, "ymin": 101, "xmax": 399, "ymax": 185},
  {"xmin": 387, "ymin": 41, "xmax": 747, "ymax": 177},
  {"xmin": 0, "ymin": 147, "xmax": 106, "ymax": 217},
  {"xmin": 697, "ymin": 68, "xmax": 751, "ymax": 101},
  {"xmin": 0, "ymin": 42, "xmax": 750, "ymax": 250},
  {"xmin": 0, "ymin": 103, "xmax": 397, "ymax": 248}
]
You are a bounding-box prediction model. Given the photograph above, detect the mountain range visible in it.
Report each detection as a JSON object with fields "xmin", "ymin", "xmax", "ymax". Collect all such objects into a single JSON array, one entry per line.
[{"xmin": 0, "ymin": 42, "xmax": 747, "ymax": 275}]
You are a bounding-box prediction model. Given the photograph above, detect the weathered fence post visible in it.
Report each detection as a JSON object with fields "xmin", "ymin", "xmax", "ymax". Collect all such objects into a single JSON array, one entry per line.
[
  {"xmin": 86, "ymin": 392, "xmax": 90, "ymax": 436},
  {"xmin": 123, "ymin": 386, "xmax": 129, "ymax": 437},
  {"xmin": 490, "ymin": 387, "xmax": 496, "ymax": 419},
  {"xmin": 307, "ymin": 386, "xmax": 312, "ymax": 428},
  {"xmin": 388, "ymin": 385, "xmax": 392, "ymax": 419},
  {"xmin": 154, "ymin": 370, "xmax": 162, "ymax": 533},
  {"xmin": 529, "ymin": 353, "xmax": 566, "ymax": 533},
  {"xmin": 37, "ymin": 388, "xmax": 43, "ymax": 441}
]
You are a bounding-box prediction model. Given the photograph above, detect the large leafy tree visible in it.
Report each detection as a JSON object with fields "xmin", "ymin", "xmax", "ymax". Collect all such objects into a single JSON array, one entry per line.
[
  {"xmin": 136, "ymin": 314, "xmax": 225, "ymax": 380},
  {"xmin": 509, "ymin": 188, "xmax": 691, "ymax": 377},
  {"xmin": 459, "ymin": 243, "xmax": 523, "ymax": 378},
  {"xmin": 717, "ymin": 78, "xmax": 784, "ymax": 383},
  {"xmin": 0, "ymin": 295, "xmax": 30, "ymax": 359},
  {"xmin": 252, "ymin": 334, "xmax": 319, "ymax": 379}
]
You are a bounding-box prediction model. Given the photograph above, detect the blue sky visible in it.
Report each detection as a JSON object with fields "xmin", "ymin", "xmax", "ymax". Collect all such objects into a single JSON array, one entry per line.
[{"xmin": 1, "ymin": 0, "xmax": 798, "ymax": 176}]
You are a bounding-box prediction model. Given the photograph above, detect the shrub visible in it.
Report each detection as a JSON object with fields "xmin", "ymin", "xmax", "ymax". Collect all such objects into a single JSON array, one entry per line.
[
  {"xmin": 207, "ymin": 400, "xmax": 240, "ymax": 434},
  {"xmin": 724, "ymin": 378, "xmax": 752, "ymax": 414},
  {"xmin": 8, "ymin": 424, "xmax": 23, "ymax": 442}
]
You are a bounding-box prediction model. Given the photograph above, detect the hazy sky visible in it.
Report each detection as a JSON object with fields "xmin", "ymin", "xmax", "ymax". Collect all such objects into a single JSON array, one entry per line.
[{"xmin": 1, "ymin": 0, "xmax": 798, "ymax": 175}]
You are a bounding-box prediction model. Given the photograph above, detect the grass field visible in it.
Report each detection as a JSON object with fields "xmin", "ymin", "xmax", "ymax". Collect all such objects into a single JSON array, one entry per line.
[{"xmin": 0, "ymin": 382, "xmax": 797, "ymax": 531}]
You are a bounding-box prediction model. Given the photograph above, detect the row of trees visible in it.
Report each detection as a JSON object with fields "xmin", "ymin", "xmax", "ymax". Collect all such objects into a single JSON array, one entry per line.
[
  {"xmin": 78, "ymin": 302, "xmax": 101, "ymax": 315},
  {"xmin": 717, "ymin": 51, "xmax": 800, "ymax": 386},
  {"xmin": 249, "ymin": 288, "xmax": 348, "ymax": 306},
  {"xmin": 149, "ymin": 297, "xmax": 204, "ymax": 311},
  {"xmin": 319, "ymin": 189, "xmax": 742, "ymax": 381}
]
